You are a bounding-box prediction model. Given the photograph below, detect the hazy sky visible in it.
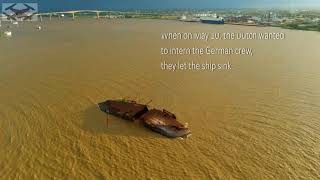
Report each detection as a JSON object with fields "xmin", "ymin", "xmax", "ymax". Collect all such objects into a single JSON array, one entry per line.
[{"xmin": 1, "ymin": 0, "xmax": 320, "ymax": 11}]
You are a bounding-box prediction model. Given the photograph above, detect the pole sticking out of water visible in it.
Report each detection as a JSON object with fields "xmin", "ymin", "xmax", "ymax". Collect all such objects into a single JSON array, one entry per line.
[{"xmin": 106, "ymin": 114, "xmax": 109, "ymax": 128}]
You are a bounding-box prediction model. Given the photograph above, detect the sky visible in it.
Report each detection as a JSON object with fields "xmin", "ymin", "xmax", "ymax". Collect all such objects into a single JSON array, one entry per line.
[{"xmin": 1, "ymin": 0, "xmax": 320, "ymax": 11}]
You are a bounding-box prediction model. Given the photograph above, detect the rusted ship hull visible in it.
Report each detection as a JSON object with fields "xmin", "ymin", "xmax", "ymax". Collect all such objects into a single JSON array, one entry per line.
[
  {"xmin": 144, "ymin": 124, "xmax": 191, "ymax": 138},
  {"xmin": 98, "ymin": 100, "xmax": 148, "ymax": 121},
  {"xmin": 140, "ymin": 109, "xmax": 191, "ymax": 138},
  {"xmin": 98, "ymin": 99, "xmax": 191, "ymax": 138}
]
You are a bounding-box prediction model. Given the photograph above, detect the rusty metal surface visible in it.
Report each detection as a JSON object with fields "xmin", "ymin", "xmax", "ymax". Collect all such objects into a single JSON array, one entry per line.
[
  {"xmin": 140, "ymin": 109, "xmax": 186, "ymax": 129},
  {"xmin": 98, "ymin": 99, "xmax": 191, "ymax": 138},
  {"xmin": 99, "ymin": 100, "xmax": 148, "ymax": 120}
]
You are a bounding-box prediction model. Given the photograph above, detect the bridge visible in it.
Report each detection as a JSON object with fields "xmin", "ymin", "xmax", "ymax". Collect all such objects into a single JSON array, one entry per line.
[
  {"xmin": 37, "ymin": 10, "xmax": 125, "ymax": 21},
  {"xmin": 2, "ymin": 10, "xmax": 170, "ymax": 22}
]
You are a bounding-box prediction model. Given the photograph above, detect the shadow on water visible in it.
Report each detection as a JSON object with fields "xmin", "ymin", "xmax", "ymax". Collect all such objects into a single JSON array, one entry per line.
[{"xmin": 81, "ymin": 105, "xmax": 165, "ymax": 139}]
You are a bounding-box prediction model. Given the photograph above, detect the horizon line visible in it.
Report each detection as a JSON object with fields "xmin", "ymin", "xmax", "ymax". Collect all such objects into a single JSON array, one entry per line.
[{"xmin": 37, "ymin": 7, "xmax": 320, "ymax": 13}]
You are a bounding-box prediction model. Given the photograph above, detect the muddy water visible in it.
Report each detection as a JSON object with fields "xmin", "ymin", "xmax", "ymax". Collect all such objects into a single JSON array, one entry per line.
[{"xmin": 0, "ymin": 18, "xmax": 320, "ymax": 179}]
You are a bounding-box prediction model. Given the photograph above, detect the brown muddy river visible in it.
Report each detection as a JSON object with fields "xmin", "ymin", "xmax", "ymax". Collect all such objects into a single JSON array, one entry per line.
[{"xmin": 0, "ymin": 18, "xmax": 320, "ymax": 179}]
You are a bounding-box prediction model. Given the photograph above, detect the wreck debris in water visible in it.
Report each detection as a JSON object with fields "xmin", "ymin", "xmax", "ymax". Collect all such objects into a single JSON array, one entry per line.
[{"xmin": 98, "ymin": 99, "xmax": 191, "ymax": 138}]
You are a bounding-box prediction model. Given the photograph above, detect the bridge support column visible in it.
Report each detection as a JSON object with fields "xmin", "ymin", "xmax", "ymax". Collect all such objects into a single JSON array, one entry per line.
[{"xmin": 96, "ymin": 12, "xmax": 100, "ymax": 19}]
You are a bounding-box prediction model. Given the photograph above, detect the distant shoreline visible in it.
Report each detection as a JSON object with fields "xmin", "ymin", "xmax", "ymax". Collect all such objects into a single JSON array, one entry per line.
[
  {"xmin": 1, "ymin": 11, "xmax": 319, "ymax": 32},
  {"xmin": 35, "ymin": 9, "xmax": 320, "ymax": 32}
]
